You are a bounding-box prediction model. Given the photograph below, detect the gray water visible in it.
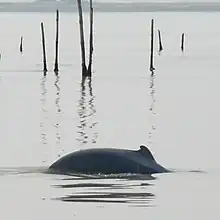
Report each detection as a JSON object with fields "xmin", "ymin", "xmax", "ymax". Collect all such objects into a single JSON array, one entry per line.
[{"xmin": 0, "ymin": 12, "xmax": 220, "ymax": 219}]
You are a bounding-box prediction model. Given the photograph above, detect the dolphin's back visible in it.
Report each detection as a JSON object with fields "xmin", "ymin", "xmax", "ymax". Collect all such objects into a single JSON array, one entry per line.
[
  {"xmin": 49, "ymin": 146, "xmax": 168, "ymax": 174},
  {"xmin": 50, "ymin": 149, "xmax": 142, "ymax": 174}
]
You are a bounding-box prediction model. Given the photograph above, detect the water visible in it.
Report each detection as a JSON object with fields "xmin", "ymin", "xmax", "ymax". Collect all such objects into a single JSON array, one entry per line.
[{"xmin": 0, "ymin": 11, "xmax": 220, "ymax": 219}]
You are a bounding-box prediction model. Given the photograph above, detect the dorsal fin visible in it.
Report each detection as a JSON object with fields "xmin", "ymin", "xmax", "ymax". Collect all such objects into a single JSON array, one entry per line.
[{"xmin": 138, "ymin": 145, "xmax": 155, "ymax": 160}]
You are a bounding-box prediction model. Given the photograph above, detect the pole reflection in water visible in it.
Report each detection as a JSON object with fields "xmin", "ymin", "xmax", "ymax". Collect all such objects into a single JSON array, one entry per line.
[
  {"xmin": 40, "ymin": 76, "xmax": 48, "ymax": 163},
  {"xmin": 54, "ymin": 75, "xmax": 61, "ymax": 149},
  {"xmin": 76, "ymin": 76, "xmax": 98, "ymax": 146},
  {"xmin": 40, "ymin": 74, "xmax": 62, "ymax": 161},
  {"xmin": 148, "ymin": 71, "xmax": 156, "ymax": 147}
]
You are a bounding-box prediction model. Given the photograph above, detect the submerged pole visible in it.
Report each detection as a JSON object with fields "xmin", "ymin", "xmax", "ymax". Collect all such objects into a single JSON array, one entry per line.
[
  {"xmin": 87, "ymin": 0, "xmax": 94, "ymax": 77},
  {"xmin": 54, "ymin": 9, "xmax": 59, "ymax": 73},
  {"xmin": 77, "ymin": 0, "xmax": 88, "ymax": 76},
  {"xmin": 150, "ymin": 19, "xmax": 155, "ymax": 72},
  {"xmin": 41, "ymin": 22, "xmax": 47, "ymax": 73},
  {"xmin": 158, "ymin": 29, "xmax": 163, "ymax": 52},
  {"xmin": 181, "ymin": 33, "xmax": 184, "ymax": 52},
  {"xmin": 19, "ymin": 36, "xmax": 23, "ymax": 53}
]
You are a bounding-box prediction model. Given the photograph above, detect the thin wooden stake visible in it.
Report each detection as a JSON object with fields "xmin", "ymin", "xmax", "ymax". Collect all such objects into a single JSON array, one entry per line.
[
  {"xmin": 20, "ymin": 36, "xmax": 23, "ymax": 53},
  {"xmin": 77, "ymin": 0, "xmax": 87, "ymax": 76},
  {"xmin": 87, "ymin": 0, "xmax": 94, "ymax": 76},
  {"xmin": 158, "ymin": 29, "xmax": 163, "ymax": 52},
  {"xmin": 41, "ymin": 22, "xmax": 47, "ymax": 73},
  {"xmin": 54, "ymin": 9, "xmax": 59, "ymax": 73},
  {"xmin": 150, "ymin": 19, "xmax": 155, "ymax": 72},
  {"xmin": 181, "ymin": 33, "xmax": 184, "ymax": 52}
]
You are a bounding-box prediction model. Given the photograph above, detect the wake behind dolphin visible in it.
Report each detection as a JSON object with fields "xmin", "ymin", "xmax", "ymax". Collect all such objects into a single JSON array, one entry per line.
[{"xmin": 49, "ymin": 145, "xmax": 169, "ymax": 175}]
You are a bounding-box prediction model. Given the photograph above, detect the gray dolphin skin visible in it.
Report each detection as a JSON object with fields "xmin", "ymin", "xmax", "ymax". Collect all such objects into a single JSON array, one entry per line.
[{"xmin": 49, "ymin": 145, "xmax": 169, "ymax": 175}]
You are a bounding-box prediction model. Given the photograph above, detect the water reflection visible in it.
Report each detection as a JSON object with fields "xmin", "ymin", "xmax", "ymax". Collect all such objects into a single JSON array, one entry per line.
[
  {"xmin": 40, "ymin": 76, "xmax": 47, "ymax": 146},
  {"xmin": 40, "ymin": 74, "xmax": 62, "ymax": 161},
  {"xmin": 76, "ymin": 76, "xmax": 98, "ymax": 145},
  {"xmin": 148, "ymin": 71, "xmax": 156, "ymax": 147},
  {"xmin": 55, "ymin": 191, "xmax": 154, "ymax": 205},
  {"xmin": 52, "ymin": 174, "xmax": 155, "ymax": 206},
  {"xmin": 54, "ymin": 75, "xmax": 61, "ymax": 147},
  {"xmin": 56, "ymin": 173, "xmax": 156, "ymax": 181}
]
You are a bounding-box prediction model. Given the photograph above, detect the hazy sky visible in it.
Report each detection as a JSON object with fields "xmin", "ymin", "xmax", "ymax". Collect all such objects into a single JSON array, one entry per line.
[
  {"xmin": 0, "ymin": 0, "xmax": 219, "ymax": 3},
  {"xmin": 98, "ymin": 0, "xmax": 220, "ymax": 1}
]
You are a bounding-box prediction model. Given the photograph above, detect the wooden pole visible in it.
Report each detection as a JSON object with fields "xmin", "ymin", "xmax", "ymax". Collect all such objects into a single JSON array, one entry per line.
[
  {"xmin": 54, "ymin": 9, "xmax": 59, "ymax": 73},
  {"xmin": 77, "ymin": 0, "xmax": 87, "ymax": 76},
  {"xmin": 181, "ymin": 33, "xmax": 184, "ymax": 52},
  {"xmin": 19, "ymin": 36, "xmax": 23, "ymax": 53},
  {"xmin": 87, "ymin": 0, "xmax": 94, "ymax": 77},
  {"xmin": 158, "ymin": 29, "xmax": 163, "ymax": 52},
  {"xmin": 150, "ymin": 19, "xmax": 155, "ymax": 72},
  {"xmin": 41, "ymin": 22, "xmax": 47, "ymax": 73}
]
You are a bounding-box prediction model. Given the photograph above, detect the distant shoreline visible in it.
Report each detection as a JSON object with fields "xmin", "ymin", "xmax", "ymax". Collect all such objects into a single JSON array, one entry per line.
[{"xmin": 0, "ymin": 2, "xmax": 220, "ymax": 12}]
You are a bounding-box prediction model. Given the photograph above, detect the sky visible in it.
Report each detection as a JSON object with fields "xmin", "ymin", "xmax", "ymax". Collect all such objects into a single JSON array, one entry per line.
[{"xmin": 0, "ymin": 0, "xmax": 219, "ymax": 3}]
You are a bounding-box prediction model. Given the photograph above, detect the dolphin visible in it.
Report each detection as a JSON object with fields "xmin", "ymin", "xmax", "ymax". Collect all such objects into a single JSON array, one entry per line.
[{"xmin": 49, "ymin": 145, "xmax": 169, "ymax": 175}]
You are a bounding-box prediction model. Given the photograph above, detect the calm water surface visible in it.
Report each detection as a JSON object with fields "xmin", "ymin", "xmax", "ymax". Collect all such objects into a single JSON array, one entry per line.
[{"xmin": 0, "ymin": 12, "xmax": 220, "ymax": 219}]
